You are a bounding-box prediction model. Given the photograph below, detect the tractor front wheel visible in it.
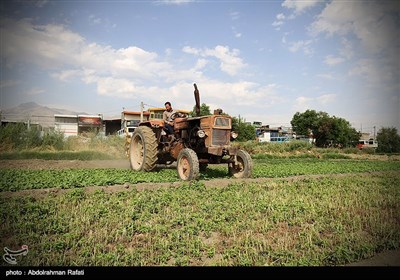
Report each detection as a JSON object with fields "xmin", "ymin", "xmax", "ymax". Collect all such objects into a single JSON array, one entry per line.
[
  {"xmin": 177, "ymin": 148, "xmax": 200, "ymax": 181},
  {"xmin": 228, "ymin": 150, "xmax": 253, "ymax": 178},
  {"xmin": 129, "ymin": 126, "xmax": 158, "ymax": 171}
]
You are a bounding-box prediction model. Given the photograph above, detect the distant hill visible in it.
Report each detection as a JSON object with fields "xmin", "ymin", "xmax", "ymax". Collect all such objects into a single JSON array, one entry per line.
[{"xmin": 1, "ymin": 102, "xmax": 88, "ymax": 128}]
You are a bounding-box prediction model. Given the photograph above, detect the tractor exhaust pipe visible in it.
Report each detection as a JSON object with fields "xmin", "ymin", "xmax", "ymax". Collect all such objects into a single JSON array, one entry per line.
[{"xmin": 194, "ymin": 83, "xmax": 200, "ymax": 116}]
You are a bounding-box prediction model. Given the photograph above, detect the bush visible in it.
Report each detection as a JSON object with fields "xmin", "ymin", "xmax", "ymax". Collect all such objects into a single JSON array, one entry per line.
[
  {"xmin": 0, "ymin": 123, "xmax": 43, "ymax": 150},
  {"xmin": 342, "ymin": 147, "xmax": 360, "ymax": 154},
  {"xmin": 42, "ymin": 129, "xmax": 64, "ymax": 150},
  {"xmin": 361, "ymin": 147, "xmax": 376, "ymax": 155},
  {"xmin": 0, "ymin": 123, "xmax": 126, "ymax": 158},
  {"xmin": 376, "ymin": 127, "xmax": 400, "ymax": 153},
  {"xmin": 321, "ymin": 153, "xmax": 351, "ymax": 159},
  {"xmin": 0, "ymin": 123, "xmax": 26, "ymax": 149}
]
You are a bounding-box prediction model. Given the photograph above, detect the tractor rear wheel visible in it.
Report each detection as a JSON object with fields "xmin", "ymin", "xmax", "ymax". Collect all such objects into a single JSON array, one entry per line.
[
  {"xmin": 177, "ymin": 148, "xmax": 200, "ymax": 181},
  {"xmin": 228, "ymin": 150, "xmax": 253, "ymax": 178},
  {"xmin": 129, "ymin": 126, "xmax": 158, "ymax": 171}
]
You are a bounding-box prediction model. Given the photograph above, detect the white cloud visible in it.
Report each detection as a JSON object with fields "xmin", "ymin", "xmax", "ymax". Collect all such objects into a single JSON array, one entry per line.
[
  {"xmin": 155, "ymin": 0, "xmax": 194, "ymax": 5},
  {"xmin": 194, "ymin": 59, "xmax": 208, "ymax": 70},
  {"xmin": 324, "ymin": 55, "xmax": 344, "ymax": 66},
  {"xmin": 316, "ymin": 73, "xmax": 336, "ymax": 80},
  {"xmin": 276, "ymin": 13, "xmax": 286, "ymax": 21},
  {"xmin": 310, "ymin": 0, "xmax": 398, "ymax": 56},
  {"xmin": 231, "ymin": 26, "xmax": 242, "ymax": 38},
  {"xmin": 348, "ymin": 58, "xmax": 395, "ymax": 84},
  {"xmin": 182, "ymin": 46, "xmax": 199, "ymax": 55},
  {"xmin": 272, "ymin": 13, "xmax": 286, "ymax": 29},
  {"xmin": 51, "ymin": 70, "xmax": 81, "ymax": 81},
  {"xmin": 1, "ymin": 17, "xmax": 280, "ymax": 118},
  {"xmin": 0, "ymin": 18, "xmax": 179, "ymax": 97},
  {"xmin": 272, "ymin": 20, "xmax": 284, "ymax": 28},
  {"xmin": 1, "ymin": 18, "xmax": 84, "ymax": 68},
  {"xmin": 27, "ymin": 87, "xmax": 45, "ymax": 96},
  {"xmin": 97, "ymin": 77, "xmax": 136, "ymax": 98},
  {"xmin": 182, "ymin": 45, "xmax": 246, "ymax": 75},
  {"xmin": 317, "ymin": 94, "xmax": 336, "ymax": 105},
  {"xmin": 310, "ymin": 0, "xmax": 399, "ymax": 98},
  {"xmin": 230, "ymin": 11, "xmax": 240, "ymax": 21},
  {"xmin": 89, "ymin": 15, "xmax": 102, "ymax": 25},
  {"xmin": 339, "ymin": 37, "xmax": 353, "ymax": 60},
  {"xmin": 282, "ymin": 0, "xmax": 321, "ymax": 15},
  {"xmin": 294, "ymin": 94, "xmax": 337, "ymax": 111},
  {"xmin": 288, "ymin": 40, "xmax": 313, "ymax": 55},
  {"xmin": 294, "ymin": 96, "xmax": 313, "ymax": 112}
]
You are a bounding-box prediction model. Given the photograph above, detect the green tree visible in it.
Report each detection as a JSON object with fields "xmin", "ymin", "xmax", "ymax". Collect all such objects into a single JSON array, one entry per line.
[
  {"xmin": 291, "ymin": 109, "xmax": 321, "ymax": 136},
  {"xmin": 190, "ymin": 103, "xmax": 211, "ymax": 116},
  {"xmin": 376, "ymin": 127, "xmax": 400, "ymax": 153},
  {"xmin": 291, "ymin": 110, "xmax": 360, "ymax": 147},
  {"xmin": 232, "ymin": 116, "xmax": 256, "ymax": 141}
]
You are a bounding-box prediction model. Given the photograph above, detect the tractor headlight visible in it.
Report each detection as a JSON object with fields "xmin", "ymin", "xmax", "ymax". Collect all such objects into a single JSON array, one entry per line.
[
  {"xmin": 231, "ymin": 131, "xmax": 238, "ymax": 139},
  {"xmin": 197, "ymin": 130, "xmax": 206, "ymax": 138}
]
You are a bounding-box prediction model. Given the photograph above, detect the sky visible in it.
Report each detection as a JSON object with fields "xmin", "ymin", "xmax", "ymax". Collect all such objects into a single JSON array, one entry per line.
[{"xmin": 1, "ymin": 0, "xmax": 399, "ymax": 135}]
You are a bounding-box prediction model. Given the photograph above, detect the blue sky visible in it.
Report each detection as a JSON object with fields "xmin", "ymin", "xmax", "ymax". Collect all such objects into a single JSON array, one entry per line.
[{"xmin": 1, "ymin": 0, "xmax": 399, "ymax": 134}]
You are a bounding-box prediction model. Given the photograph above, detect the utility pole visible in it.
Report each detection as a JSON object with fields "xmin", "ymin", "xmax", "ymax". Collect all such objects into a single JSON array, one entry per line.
[
  {"xmin": 373, "ymin": 126, "xmax": 376, "ymax": 139},
  {"xmin": 140, "ymin": 102, "xmax": 144, "ymax": 122}
]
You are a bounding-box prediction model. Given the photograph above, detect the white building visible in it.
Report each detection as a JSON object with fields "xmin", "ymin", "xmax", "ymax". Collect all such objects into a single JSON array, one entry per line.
[{"xmin": 54, "ymin": 114, "xmax": 103, "ymax": 137}]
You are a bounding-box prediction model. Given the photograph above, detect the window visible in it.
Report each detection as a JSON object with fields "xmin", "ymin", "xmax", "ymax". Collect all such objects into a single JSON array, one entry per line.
[{"xmin": 214, "ymin": 117, "xmax": 230, "ymax": 127}]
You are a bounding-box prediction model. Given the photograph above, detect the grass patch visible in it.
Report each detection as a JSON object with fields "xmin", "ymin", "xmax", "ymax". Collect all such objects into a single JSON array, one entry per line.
[
  {"xmin": 320, "ymin": 153, "xmax": 351, "ymax": 160},
  {"xmin": 1, "ymin": 172, "xmax": 399, "ymax": 266}
]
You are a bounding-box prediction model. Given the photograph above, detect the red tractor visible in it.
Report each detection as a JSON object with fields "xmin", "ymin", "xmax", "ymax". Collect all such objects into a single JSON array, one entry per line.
[{"xmin": 129, "ymin": 84, "xmax": 253, "ymax": 180}]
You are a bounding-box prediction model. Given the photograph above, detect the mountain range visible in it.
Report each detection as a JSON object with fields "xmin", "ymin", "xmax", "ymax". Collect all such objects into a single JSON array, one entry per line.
[{"xmin": 1, "ymin": 102, "xmax": 88, "ymax": 128}]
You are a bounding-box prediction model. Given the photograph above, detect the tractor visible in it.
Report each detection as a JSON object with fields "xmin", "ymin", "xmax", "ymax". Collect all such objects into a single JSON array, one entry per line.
[{"xmin": 128, "ymin": 84, "xmax": 253, "ymax": 180}]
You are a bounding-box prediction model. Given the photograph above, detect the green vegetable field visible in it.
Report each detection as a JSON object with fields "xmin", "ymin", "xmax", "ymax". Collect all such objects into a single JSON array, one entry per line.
[{"xmin": 1, "ymin": 157, "xmax": 399, "ymax": 266}]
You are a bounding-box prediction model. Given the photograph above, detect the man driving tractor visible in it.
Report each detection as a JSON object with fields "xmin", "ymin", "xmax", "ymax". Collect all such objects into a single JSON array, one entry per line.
[{"xmin": 163, "ymin": 101, "xmax": 175, "ymax": 135}]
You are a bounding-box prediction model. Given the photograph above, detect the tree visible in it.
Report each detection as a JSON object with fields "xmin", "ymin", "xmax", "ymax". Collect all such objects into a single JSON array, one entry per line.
[
  {"xmin": 376, "ymin": 127, "xmax": 400, "ymax": 153},
  {"xmin": 190, "ymin": 103, "xmax": 211, "ymax": 117},
  {"xmin": 291, "ymin": 109, "xmax": 360, "ymax": 147},
  {"xmin": 291, "ymin": 109, "xmax": 321, "ymax": 137},
  {"xmin": 232, "ymin": 116, "xmax": 256, "ymax": 142}
]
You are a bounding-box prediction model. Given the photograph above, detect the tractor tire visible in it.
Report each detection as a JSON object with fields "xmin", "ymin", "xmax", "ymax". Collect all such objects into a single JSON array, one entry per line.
[
  {"xmin": 177, "ymin": 148, "xmax": 200, "ymax": 181},
  {"xmin": 129, "ymin": 126, "xmax": 158, "ymax": 171},
  {"xmin": 228, "ymin": 149, "xmax": 253, "ymax": 178}
]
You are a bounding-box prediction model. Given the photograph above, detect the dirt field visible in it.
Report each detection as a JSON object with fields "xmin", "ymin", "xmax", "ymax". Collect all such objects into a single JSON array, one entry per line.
[{"xmin": 1, "ymin": 158, "xmax": 399, "ymax": 266}]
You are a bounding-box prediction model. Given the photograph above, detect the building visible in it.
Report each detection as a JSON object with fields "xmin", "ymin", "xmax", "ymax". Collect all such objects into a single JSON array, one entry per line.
[
  {"xmin": 121, "ymin": 111, "xmax": 150, "ymax": 128},
  {"xmin": 54, "ymin": 114, "xmax": 78, "ymax": 137},
  {"xmin": 357, "ymin": 132, "xmax": 378, "ymax": 149},
  {"xmin": 115, "ymin": 111, "xmax": 151, "ymax": 137},
  {"xmin": 258, "ymin": 126, "xmax": 289, "ymax": 143},
  {"xmin": 54, "ymin": 114, "xmax": 103, "ymax": 137}
]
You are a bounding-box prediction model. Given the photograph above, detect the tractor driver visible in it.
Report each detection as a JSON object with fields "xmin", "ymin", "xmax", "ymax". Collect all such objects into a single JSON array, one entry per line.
[{"xmin": 163, "ymin": 101, "xmax": 175, "ymax": 135}]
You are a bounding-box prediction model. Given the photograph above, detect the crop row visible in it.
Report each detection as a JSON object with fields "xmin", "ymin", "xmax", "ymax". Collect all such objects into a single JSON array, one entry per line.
[{"xmin": 1, "ymin": 159, "xmax": 400, "ymax": 191}]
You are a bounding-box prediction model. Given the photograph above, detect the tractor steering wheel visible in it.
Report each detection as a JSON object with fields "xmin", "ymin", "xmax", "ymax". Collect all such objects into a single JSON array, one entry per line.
[{"xmin": 170, "ymin": 112, "xmax": 187, "ymax": 120}]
